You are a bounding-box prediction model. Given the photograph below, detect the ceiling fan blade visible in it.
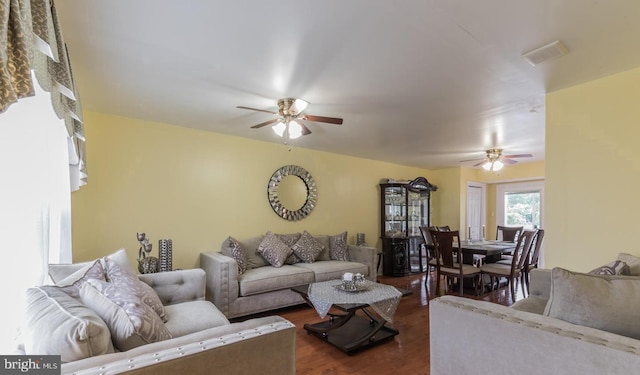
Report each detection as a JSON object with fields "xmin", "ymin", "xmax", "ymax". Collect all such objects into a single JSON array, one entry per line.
[
  {"xmin": 299, "ymin": 123, "xmax": 312, "ymax": 136},
  {"xmin": 237, "ymin": 106, "xmax": 278, "ymax": 115},
  {"xmin": 250, "ymin": 118, "xmax": 279, "ymax": 129},
  {"xmin": 472, "ymin": 160, "xmax": 487, "ymax": 167},
  {"xmin": 503, "ymin": 153, "xmax": 533, "ymax": 159},
  {"xmin": 502, "ymin": 158, "xmax": 518, "ymax": 164},
  {"xmin": 460, "ymin": 157, "xmax": 485, "ymax": 163},
  {"xmin": 302, "ymin": 114, "xmax": 343, "ymax": 125}
]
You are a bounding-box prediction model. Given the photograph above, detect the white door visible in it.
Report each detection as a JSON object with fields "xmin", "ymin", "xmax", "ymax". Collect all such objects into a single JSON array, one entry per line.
[{"xmin": 466, "ymin": 183, "xmax": 486, "ymax": 241}]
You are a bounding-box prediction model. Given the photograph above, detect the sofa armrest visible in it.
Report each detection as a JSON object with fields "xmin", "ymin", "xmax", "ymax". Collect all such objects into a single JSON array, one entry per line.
[
  {"xmin": 348, "ymin": 245, "xmax": 378, "ymax": 281},
  {"xmin": 138, "ymin": 269, "xmax": 206, "ymax": 305},
  {"xmin": 199, "ymin": 251, "xmax": 239, "ymax": 317},
  {"xmin": 430, "ymin": 295, "xmax": 640, "ymax": 375},
  {"xmin": 61, "ymin": 316, "xmax": 296, "ymax": 375}
]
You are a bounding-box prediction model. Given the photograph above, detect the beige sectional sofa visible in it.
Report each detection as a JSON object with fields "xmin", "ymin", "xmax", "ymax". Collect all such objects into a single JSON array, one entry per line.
[
  {"xmin": 200, "ymin": 231, "xmax": 378, "ymax": 319},
  {"xmin": 430, "ymin": 261, "xmax": 640, "ymax": 375},
  {"xmin": 18, "ymin": 250, "xmax": 296, "ymax": 375}
]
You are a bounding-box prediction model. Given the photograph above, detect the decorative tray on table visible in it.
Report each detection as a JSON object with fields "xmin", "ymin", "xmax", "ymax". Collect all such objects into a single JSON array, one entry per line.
[{"xmin": 333, "ymin": 281, "xmax": 371, "ymax": 293}]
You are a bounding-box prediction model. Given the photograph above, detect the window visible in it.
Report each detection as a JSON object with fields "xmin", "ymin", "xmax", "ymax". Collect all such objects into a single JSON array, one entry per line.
[
  {"xmin": 505, "ymin": 191, "xmax": 541, "ymax": 229},
  {"xmin": 496, "ymin": 180, "xmax": 544, "ymax": 230},
  {"xmin": 0, "ymin": 84, "xmax": 72, "ymax": 351}
]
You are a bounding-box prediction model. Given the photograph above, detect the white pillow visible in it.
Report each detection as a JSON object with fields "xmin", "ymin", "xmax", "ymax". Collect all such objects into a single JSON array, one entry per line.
[
  {"xmin": 23, "ymin": 286, "xmax": 114, "ymax": 362},
  {"xmin": 49, "ymin": 248, "xmax": 134, "ymax": 283},
  {"xmin": 103, "ymin": 257, "xmax": 166, "ymax": 321},
  {"xmin": 55, "ymin": 259, "xmax": 106, "ymax": 298},
  {"xmin": 80, "ymin": 281, "xmax": 172, "ymax": 351},
  {"xmin": 616, "ymin": 253, "xmax": 640, "ymax": 276},
  {"xmin": 544, "ymin": 267, "xmax": 640, "ymax": 340}
]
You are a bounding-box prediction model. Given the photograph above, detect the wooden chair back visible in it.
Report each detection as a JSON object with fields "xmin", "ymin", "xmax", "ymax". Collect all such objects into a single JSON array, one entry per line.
[
  {"xmin": 527, "ymin": 229, "xmax": 545, "ymax": 269},
  {"xmin": 429, "ymin": 229, "xmax": 461, "ymax": 268},
  {"xmin": 497, "ymin": 225, "xmax": 524, "ymax": 242},
  {"xmin": 511, "ymin": 230, "xmax": 537, "ymax": 273}
]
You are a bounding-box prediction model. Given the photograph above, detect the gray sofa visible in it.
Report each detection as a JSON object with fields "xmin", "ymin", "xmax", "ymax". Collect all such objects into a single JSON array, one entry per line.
[
  {"xmin": 430, "ymin": 267, "xmax": 640, "ymax": 375},
  {"xmin": 200, "ymin": 232, "xmax": 378, "ymax": 319},
  {"xmin": 19, "ymin": 250, "xmax": 296, "ymax": 375}
]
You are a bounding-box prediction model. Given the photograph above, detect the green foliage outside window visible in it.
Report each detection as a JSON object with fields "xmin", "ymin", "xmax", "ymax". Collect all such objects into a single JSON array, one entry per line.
[{"xmin": 505, "ymin": 191, "xmax": 540, "ymax": 229}]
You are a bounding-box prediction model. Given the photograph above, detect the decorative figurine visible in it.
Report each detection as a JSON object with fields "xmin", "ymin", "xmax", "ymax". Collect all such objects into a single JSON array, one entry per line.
[{"xmin": 137, "ymin": 232, "xmax": 158, "ymax": 274}]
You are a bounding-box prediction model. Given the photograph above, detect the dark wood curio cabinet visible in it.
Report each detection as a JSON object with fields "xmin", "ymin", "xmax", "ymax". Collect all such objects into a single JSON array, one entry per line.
[{"xmin": 380, "ymin": 177, "xmax": 437, "ymax": 276}]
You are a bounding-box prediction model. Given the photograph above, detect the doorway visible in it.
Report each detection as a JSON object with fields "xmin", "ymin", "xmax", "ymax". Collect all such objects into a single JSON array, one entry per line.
[{"xmin": 466, "ymin": 182, "xmax": 486, "ymax": 241}]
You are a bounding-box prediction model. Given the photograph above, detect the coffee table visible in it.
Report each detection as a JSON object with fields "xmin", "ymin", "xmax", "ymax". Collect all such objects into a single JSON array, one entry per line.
[{"xmin": 291, "ymin": 281, "xmax": 411, "ymax": 354}]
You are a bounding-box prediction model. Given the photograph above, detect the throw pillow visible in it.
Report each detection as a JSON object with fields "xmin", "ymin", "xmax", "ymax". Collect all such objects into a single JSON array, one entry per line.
[
  {"xmin": 23, "ymin": 286, "xmax": 114, "ymax": 362},
  {"xmin": 313, "ymin": 234, "xmax": 332, "ymax": 261},
  {"xmin": 55, "ymin": 259, "xmax": 106, "ymax": 298},
  {"xmin": 588, "ymin": 260, "xmax": 630, "ymax": 275},
  {"xmin": 544, "ymin": 267, "xmax": 640, "ymax": 340},
  {"xmin": 48, "ymin": 248, "xmax": 134, "ymax": 283},
  {"xmin": 80, "ymin": 280, "xmax": 173, "ymax": 351},
  {"xmin": 257, "ymin": 231, "xmax": 293, "ymax": 268},
  {"xmin": 277, "ymin": 233, "xmax": 302, "ymax": 265},
  {"xmin": 240, "ymin": 235, "xmax": 269, "ymax": 269},
  {"xmin": 329, "ymin": 231, "xmax": 349, "ymax": 261},
  {"xmin": 103, "ymin": 257, "xmax": 166, "ymax": 321},
  {"xmin": 616, "ymin": 253, "xmax": 640, "ymax": 275},
  {"xmin": 292, "ymin": 230, "xmax": 325, "ymax": 263},
  {"xmin": 220, "ymin": 236, "xmax": 248, "ymax": 274}
]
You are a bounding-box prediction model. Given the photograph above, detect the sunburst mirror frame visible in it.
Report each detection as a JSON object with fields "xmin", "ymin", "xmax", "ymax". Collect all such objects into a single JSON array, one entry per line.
[{"xmin": 267, "ymin": 165, "xmax": 317, "ymax": 221}]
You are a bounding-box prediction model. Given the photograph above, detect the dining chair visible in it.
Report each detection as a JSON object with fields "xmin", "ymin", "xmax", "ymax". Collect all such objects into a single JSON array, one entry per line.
[
  {"xmin": 522, "ymin": 229, "xmax": 545, "ymax": 294},
  {"xmin": 419, "ymin": 226, "xmax": 440, "ymax": 279},
  {"xmin": 496, "ymin": 225, "xmax": 524, "ymax": 263},
  {"xmin": 479, "ymin": 229, "xmax": 537, "ymax": 302},
  {"xmin": 437, "ymin": 226, "xmax": 451, "ymax": 232},
  {"xmin": 496, "ymin": 225, "xmax": 523, "ymax": 242},
  {"xmin": 429, "ymin": 229, "xmax": 481, "ymax": 297}
]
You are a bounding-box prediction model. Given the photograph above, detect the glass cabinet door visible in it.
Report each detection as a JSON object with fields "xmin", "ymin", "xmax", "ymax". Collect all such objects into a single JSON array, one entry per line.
[
  {"xmin": 384, "ymin": 186, "xmax": 406, "ymax": 237},
  {"xmin": 407, "ymin": 191, "xmax": 422, "ymax": 236}
]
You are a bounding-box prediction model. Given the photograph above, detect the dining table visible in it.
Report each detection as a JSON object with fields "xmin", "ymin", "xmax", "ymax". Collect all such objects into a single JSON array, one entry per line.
[{"xmin": 456, "ymin": 239, "xmax": 516, "ymax": 264}]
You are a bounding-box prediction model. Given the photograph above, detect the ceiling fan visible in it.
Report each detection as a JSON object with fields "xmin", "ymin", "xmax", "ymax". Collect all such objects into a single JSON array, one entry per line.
[
  {"xmin": 461, "ymin": 148, "xmax": 532, "ymax": 171},
  {"xmin": 237, "ymin": 98, "xmax": 343, "ymax": 139}
]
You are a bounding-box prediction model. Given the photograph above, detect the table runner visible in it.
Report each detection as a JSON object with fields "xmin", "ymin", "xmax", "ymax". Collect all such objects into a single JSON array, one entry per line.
[{"xmin": 307, "ymin": 280, "xmax": 402, "ymax": 322}]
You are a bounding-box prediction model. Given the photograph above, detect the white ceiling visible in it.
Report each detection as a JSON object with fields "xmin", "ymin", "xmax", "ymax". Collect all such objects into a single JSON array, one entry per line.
[{"xmin": 55, "ymin": 1, "xmax": 640, "ymax": 169}]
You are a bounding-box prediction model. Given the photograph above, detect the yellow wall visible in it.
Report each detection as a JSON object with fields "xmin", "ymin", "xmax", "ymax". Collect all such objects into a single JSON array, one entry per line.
[
  {"xmin": 546, "ymin": 66, "xmax": 640, "ymax": 271},
  {"xmin": 71, "ymin": 112, "xmax": 439, "ymax": 269},
  {"xmin": 430, "ymin": 168, "xmax": 463, "ymax": 230}
]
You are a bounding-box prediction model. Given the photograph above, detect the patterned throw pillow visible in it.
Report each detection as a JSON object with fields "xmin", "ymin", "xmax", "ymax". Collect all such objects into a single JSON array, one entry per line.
[
  {"xmin": 292, "ymin": 230, "xmax": 325, "ymax": 263},
  {"xmin": 56, "ymin": 260, "xmax": 106, "ymax": 298},
  {"xmin": 221, "ymin": 236, "xmax": 248, "ymax": 274},
  {"xmin": 588, "ymin": 260, "xmax": 630, "ymax": 275},
  {"xmin": 103, "ymin": 257, "xmax": 166, "ymax": 321},
  {"xmin": 277, "ymin": 233, "xmax": 302, "ymax": 265},
  {"xmin": 257, "ymin": 231, "xmax": 293, "ymax": 268},
  {"xmin": 80, "ymin": 280, "xmax": 172, "ymax": 351},
  {"xmin": 329, "ymin": 231, "xmax": 349, "ymax": 261}
]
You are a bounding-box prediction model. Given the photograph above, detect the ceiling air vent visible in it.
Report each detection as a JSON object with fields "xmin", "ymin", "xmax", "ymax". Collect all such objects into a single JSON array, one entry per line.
[{"xmin": 522, "ymin": 40, "xmax": 569, "ymax": 66}]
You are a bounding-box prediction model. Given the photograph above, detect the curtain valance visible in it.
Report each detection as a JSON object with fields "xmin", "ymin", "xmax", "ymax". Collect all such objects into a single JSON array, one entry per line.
[{"xmin": 1, "ymin": 0, "xmax": 86, "ymax": 189}]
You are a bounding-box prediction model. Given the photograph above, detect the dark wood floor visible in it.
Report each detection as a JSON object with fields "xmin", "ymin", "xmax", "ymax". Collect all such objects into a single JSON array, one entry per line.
[{"xmin": 272, "ymin": 270, "xmax": 522, "ymax": 375}]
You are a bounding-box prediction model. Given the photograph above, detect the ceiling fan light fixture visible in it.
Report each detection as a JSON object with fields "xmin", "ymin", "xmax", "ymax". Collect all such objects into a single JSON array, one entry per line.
[
  {"xmin": 288, "ymin": 120, "xmax": 303, "ymax": 139},
  {"xmin": 483, "ymin": 160, "xmax": 504, "ymax": 171},
  {"xmin": 272, "ymin": 121, "xmax": 286, "ymax": 137},
  {"xmin": 290, "ymin": 99, "xmax": 309, "ymax": 114}
]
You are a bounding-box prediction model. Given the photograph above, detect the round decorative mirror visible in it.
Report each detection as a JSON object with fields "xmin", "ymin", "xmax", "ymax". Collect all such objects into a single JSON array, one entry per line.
[{"xmin": 267, "ymin": 165, "xmax": 317, "ymax": 221}]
